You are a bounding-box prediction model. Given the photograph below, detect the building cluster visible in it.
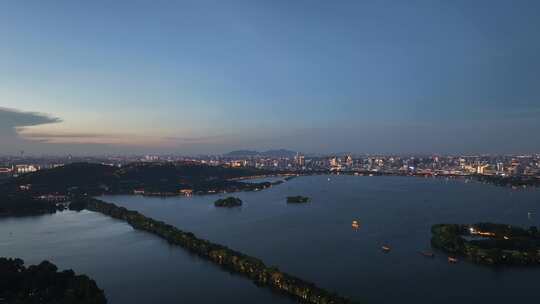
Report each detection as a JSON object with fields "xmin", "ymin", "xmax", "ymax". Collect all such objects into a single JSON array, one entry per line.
[
  {"xmin": 0, "ymin": 155, "xmax": 106, "ymax": 179},
  {"xmin": 196, "ymin": 153, "xmax": 540, "ymax": 177},
  {"xmin": 1, "ymin": 153, "xmax": 539, "ymax": 179}
]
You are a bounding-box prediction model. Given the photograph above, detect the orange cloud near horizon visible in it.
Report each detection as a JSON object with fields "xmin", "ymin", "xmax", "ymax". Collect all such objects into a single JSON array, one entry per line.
[{"xmin": 16, "ymin": 127, "xmax": 228, "ymax": 148}]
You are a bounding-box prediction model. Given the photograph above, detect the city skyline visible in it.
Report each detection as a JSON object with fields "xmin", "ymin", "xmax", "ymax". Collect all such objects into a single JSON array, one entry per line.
[{"xmin": 2, "ymin": 0, "xmax": 540, "ymax": 155}]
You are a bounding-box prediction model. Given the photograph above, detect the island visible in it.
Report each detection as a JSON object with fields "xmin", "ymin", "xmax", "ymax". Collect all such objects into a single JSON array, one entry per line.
[
  {"xmin": 431, "ymin": 223, "xmax": 540, "ymax": 265},
  {"xmin": 0, "ymin": 257, "xmax": 107, "ymax": 303},
  {"xmin": 286, "ymin": 196, "xmax": 310, "ymax": 203},
  {"xmin": 72, "ymin": 197, "xmax": 358, "ymax": 304},
  {"xmin": 214, "ymin": 197, "xmax": 243, "ymax": 207}
]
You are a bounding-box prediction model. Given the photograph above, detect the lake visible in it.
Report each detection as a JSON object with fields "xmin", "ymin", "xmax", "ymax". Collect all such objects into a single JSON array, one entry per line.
[
  {"xmin": 3, "ymin": 175, "xmax": 540, "ymax": 303},
  {"xmin": 0, "ymin": 210, "xmax": 293, "ymax": 303}
]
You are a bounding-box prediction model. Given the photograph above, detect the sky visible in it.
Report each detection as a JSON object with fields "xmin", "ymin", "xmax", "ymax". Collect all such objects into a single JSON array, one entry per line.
[{"xmin": 1, "ymin": 0, "xmax": 539, "ymax": 155}]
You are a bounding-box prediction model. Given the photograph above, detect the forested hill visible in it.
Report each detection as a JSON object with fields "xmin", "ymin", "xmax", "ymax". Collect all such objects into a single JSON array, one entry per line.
[
  {"xmin": 12, "ymin": 163, "xmax": 118, "ymax": 193},
  {"xmin": 2, "ymin": 162, "xmax": 271, "ymax": 195}
]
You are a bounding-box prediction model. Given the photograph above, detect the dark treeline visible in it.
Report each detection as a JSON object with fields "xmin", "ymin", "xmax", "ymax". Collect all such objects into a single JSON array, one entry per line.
[
  {"xmin": 0, "ymin": 193, "xmax": 62, "ymax": 217},
  {"xmin": 0, "ymin": 257, "xmax": 106, "ymax": 304},
  {"xmin": 73, "ymin": 197, "xmax": 359, "ymax": 304},
  {"xmin": 474, "ymin": 174, "xmax": 540, "ymax": 187},
  {"xmin": 431, "ymin": 223, "xmax": 540, "ymax": 265}
]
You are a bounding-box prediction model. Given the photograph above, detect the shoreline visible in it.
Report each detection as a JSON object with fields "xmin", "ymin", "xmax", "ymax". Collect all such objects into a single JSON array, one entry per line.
[{"xmin": 2, "ymin": 173, "xmax": 538, "ymax": 219}]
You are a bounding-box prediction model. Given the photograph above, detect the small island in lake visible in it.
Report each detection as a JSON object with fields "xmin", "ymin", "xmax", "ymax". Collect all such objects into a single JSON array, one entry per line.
[
  {"xmin": 214, "ymin": 197, "xmax": 243, "ymax": 207},
  {"xmin": 286, "ymin": 196, "xmax": 310, "ymax": 203},
  {"xmin": 0, "ymin": 257, "xmax": 107, "ymax": 303},
  {"xmin": 431, "ymin": 223, "xmax": 540, "ymax": 265}
]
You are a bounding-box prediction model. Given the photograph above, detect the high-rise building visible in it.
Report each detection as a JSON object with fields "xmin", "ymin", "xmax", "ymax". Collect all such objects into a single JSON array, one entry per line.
[
  {"xmin": 329, "ymin": 157, "xmax": 338, "ymax": 167},
  {"xmin": 294, "ymin": 153, "xmax": 305, "ymax": 167},
  {"xmin": 15, "ymin": 165, "xmax": 39, "ymax": 174},
  {"xmin": 345, "ymin": 155, "xmax": 353, "ymax": 167},
  {"xmin": 477, "ymin": 164, "xmax": 489, "ymax": 175}
]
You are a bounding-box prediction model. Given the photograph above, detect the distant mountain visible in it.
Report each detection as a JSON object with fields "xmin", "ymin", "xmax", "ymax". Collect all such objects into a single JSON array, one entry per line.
[{"xmin": 224, "ymin": 149, "xmax": 297, "ymax": 158}]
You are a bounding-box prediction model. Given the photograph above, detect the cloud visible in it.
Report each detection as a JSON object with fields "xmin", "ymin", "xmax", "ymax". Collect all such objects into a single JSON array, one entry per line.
[
  {"xmin": 17, "ymin": 130, "xmax": 229, "ymax": 147},
  {"xmin": 0, "ymin": 107, "xmax": 61, "ymax": 133},
  {"xmin": 0, "ymin": 107, "xmax": 232, "ymax": 154},
  {"xmin": 0, "ymin": 107, "xmax": 62, "ymax": 154},
  {"xmin": 0, "ymin": 107, "xmax": 61, "ymax": 138},
  {"xmin": 19, "ymin": 131, "xmax": 161, "ymax": 146},
  {"xmin": 18, "ymin": 132, "xmax": 107, "ymax": 139}
]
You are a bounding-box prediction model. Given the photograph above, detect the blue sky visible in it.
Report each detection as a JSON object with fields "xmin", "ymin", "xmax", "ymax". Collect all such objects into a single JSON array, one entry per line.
[{"xmin": 1, "ymin": 0, "xmax": 539, "ymax": 155}]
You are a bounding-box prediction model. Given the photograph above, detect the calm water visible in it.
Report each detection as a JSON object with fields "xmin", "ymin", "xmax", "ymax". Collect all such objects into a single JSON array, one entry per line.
[
  {"xmin": 2, "ymin": 175, "xmax": 540, "ymax": 303},
  {"xmin": 101, "ymin": 175, "xmax": 540, "ymax": 304},
  {"xmin": 0, "ymin": 210, "xmax": 293, "ymax": 303}
]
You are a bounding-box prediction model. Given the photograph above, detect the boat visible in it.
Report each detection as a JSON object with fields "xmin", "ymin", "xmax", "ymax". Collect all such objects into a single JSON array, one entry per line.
[
  {"xmin": 419, "ymin": 251, "xmax": 435, "ymax": 258},
  {"xmin": 351, "ymin": 220, "xmax": 360, "ymax": 229},
  {"xmin": 381, "ymin": 245, "xmax": 391, "ymax": 253},
  {"xmin": 448, "ymin": 256, "xmax": 458, "ymax": 263}
]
